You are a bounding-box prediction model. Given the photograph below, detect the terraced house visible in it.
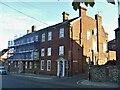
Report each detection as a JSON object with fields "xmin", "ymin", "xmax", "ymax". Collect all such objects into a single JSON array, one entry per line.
[
  {"xmin": 7, "ymin": 26, "xmax": 39, "ymax": 73},
  {"xmin": 7, "ymin": 7, "xmax": 108, "ymax": 77}
]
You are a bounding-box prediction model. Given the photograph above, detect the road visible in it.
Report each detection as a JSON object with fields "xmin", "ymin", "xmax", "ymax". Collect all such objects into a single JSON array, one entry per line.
[
  {"xmin": 2, "ymin": 74, "xmax": 85, "ymax": 88},
  {"xmin": 2, "ymin": 73, "xmax": 112, "ymax": 89}
]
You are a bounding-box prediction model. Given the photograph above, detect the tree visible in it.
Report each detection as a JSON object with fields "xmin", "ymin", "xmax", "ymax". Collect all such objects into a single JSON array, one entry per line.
[{"xmin": 72, "ymin": 0, "xmax": 115, "ymax": 10}]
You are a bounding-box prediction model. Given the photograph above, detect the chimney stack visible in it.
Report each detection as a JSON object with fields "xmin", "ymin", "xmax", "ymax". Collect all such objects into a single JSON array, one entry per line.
[
  {"xmin": 95, "ymin": 14, "xmax": 102, "ymax": 25},
  {"xmin": 62, "ymin": 12, "xmax": 69, "ymax": 22},
  {"xmin": 27, "ymin": 30, "xmax": 30, "ymax": 34},
  {"xmin": 79, "ymin": 7, "xmax": 87, "ymax": 17},
  {"xmin": 32, "ymin": 25, "xmax": 36, "ymax": 32}
]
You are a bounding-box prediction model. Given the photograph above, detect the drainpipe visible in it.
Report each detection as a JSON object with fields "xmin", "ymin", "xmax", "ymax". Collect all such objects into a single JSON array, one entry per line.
[
  {"xmin": 79, "ymin": 6, "xmax": 82, "ymax": 45},
  {"xmin": 69, "ymin": 25, "xmax": 73, "ymax": 76}
]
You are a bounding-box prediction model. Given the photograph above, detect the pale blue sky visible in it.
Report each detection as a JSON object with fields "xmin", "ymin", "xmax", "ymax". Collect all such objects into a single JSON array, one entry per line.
[{"xmin": 0, "ymin": 0, "xmax": 118, "ymax": 51}]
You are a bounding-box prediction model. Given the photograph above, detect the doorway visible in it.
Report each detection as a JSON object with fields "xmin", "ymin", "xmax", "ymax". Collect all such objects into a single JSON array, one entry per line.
[{"xmin": 57, "ymin": 58, "xmax": 66, "ymax": 77}]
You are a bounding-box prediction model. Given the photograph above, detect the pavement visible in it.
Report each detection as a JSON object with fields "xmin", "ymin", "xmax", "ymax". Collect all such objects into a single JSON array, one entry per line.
[
  {"xmin": 8, "ymin": 72, "xmax": 119, "ymax": 88},
  {"xmin": 78, "ymin": 80, "xmax": 118, "ymax": 88}
]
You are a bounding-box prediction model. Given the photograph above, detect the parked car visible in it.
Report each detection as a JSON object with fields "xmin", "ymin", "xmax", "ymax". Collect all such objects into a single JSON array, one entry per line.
[{"xmin": 0, "ymin": 66, "xmax": 7, "ymax": 75}]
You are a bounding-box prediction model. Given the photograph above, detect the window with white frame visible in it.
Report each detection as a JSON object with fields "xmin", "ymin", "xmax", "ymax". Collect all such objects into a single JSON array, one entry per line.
[
  {"xmin": 103, "ymin": 43, "xmax": 107, "ymax": 53},
  {"xmin": 47, "ymin": 60, "xmax": 51, "ymax": 71},
  {"xmin": 31, "ymin": 37, "xmax": 34, "ymax": 42},
  {"xmin": 35, "ymin": 35, "xmax": 38, "ymax": 41},
  {"xmin": 87, "ymin": 31, "xmax": 90, "ymax": 40},
  {"xmin": 29, "ymin": 62, "xmax": 32, "ymax": 69},
  {"xmin": 42, "ymin": 33, "xmax": 45, "ymax": 42},
  {"xmin": 47, "ymin": 47, "xmax": 51, "ymax": 56},
  {"xmin": 41, "ymin": 48, "xmax": 45, "ymax": 56},
  {"xmin": 48, "ymin": 31, "xmax": 52, "ymax": 41},
  {"xmin": 59, "ymin": 46, "xmax": 64, "ymax": 55},
  {"xmin": 25, "ymin": 62, "xmax": 28, "ymax": 69},
  {"xmin": 41, "ymin": 60, "xmax": 44, "ymax": 70},
  {"xmin": 59, "ymin": 28, "xmax": 64, "ymax": 38}
]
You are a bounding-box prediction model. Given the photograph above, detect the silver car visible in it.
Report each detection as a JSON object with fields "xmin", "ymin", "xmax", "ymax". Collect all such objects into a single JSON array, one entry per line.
[{"xmin": 0, "ymin": 66, "xmax": 7, "ymax": 75}]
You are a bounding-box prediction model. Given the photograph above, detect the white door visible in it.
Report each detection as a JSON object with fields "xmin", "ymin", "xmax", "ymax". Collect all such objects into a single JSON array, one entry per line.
[{"xmin": 57, "ymin": 60, "xmax": 65, "ymax": 77}]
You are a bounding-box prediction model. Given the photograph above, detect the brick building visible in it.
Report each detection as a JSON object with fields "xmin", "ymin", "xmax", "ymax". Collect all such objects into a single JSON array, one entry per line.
[
  {"xmin": 7, "ymin": 26, "xmax": 39, "ymax": 73},
  {"xmin": 108, "ymin": 39, "xmax": 116, "ymax": 61},
  {"xmin": 7, "ymin": 7, "xmax": 108, "ymax": 77}
]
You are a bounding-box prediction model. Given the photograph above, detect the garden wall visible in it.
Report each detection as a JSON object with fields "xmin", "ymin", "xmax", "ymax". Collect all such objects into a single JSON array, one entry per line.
[{"xmin": 90, "ymin": 65, "xmax": 120, "ymax": 82}]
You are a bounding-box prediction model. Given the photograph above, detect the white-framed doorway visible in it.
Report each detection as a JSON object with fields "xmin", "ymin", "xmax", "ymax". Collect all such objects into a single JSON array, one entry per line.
[{"xmin": 57, "ymin": 57, "xmax": 67, "ymax": 77}]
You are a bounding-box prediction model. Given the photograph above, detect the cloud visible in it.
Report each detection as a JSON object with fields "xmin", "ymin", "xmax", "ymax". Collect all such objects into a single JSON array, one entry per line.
[
  {"xmin": 0, "ymin": 12, "xmax": 58, "ymax": 51},
  {"xmin": 0, "ymin": 13, "xmax": 35, "ymax": 51}
]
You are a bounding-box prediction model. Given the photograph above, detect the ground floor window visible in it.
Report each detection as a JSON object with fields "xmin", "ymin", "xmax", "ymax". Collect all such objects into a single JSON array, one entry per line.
[
  {"xmin": 47, "ymin": 60, "xmax": 51, "ymax": 71},
  {"xmin": 34, "ymin": 63, "xmax": 37, "ymax": 69},
  {"xmin": 25, "ymin": 62, "xmax": 28, "ymax": 69},
  {"xmin": 29, "ymin": 62, "xmax": 32, "ymax": 69},
  {"xmin": 41, "ymin": 60, "xmax": 44, "ymax": 70}
]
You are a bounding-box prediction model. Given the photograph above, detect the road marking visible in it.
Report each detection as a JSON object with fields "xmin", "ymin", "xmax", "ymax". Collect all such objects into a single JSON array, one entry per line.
[{"xmin": 14, "ymin": 74, "xmax": 52, "ymax": 80}]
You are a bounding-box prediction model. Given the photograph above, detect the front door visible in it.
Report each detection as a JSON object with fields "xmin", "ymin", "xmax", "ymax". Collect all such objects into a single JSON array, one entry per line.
[
  {"xmin": 59, "ymin": 61, "xmax": 63, "ymax": 76},
  {"xmin": 57, "ymin": 60, "xmax": 65, "ymax": 77}
]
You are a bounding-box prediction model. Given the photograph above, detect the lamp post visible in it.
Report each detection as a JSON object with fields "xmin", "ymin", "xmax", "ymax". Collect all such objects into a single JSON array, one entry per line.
[
  {"xmin": 88, "ymin": 57, "xmax": 91, "ymax": 80},
  {"xmin": 91, "ymin": 50, "xmax": 94, "ymax": 65},
  {"xmin": 70, "ymin": 26, "xmax": 73, "ymax": 76}
]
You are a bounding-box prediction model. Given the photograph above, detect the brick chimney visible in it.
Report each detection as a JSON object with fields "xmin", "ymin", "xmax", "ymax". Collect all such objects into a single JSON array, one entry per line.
[
  {"xmin": 32, "ymin": 25, "xmax": 36, "ymax": 32},
  {"xmin": 95, "ymin": 14, "xmax": 102, "ymax": 26},
  {"xmin": 79, "ymin": 7, "xmax": 87, "ymax": 17},
  {"xmin": 62, "ymin": 12, "xmax": 69, "ymax": 22},
  {"xmin": 27, "ymin": 30, "xmax": 30, "ymax": 34}
]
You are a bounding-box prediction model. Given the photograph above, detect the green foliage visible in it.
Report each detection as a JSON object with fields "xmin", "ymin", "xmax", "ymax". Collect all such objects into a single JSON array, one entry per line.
[
  {"xmin": 107, "ymin": 0, "xmax": 115, "ymax": 4},
  {"xmin": 72, "ymin": 0, "xmax": 115, "ymax": 11},
  {"xmin": 72, "ymin": 2, "xmax": 80, "ymax": 11}
]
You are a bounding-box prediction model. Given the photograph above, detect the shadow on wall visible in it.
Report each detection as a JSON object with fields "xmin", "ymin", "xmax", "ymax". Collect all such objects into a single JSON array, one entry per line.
[
  {"xmin": 71, "ymin": 39, "xmax": 88, "ymax": 75},
  {"xmin": 104, "ymin": 60, "xmax": 116, "ymax": 65}
]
